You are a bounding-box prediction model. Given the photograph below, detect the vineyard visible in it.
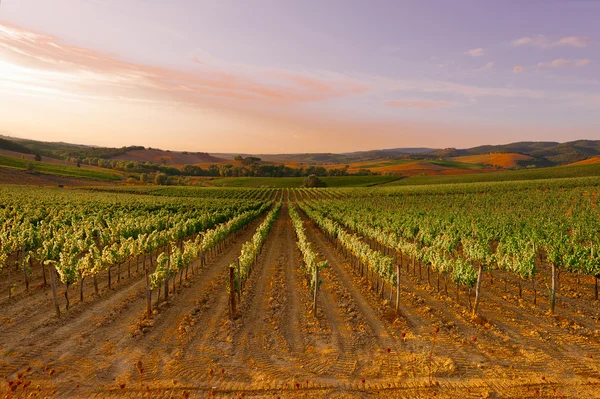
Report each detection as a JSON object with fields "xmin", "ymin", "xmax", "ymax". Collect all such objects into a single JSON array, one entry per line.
[{"xmin": 1, "ymin": 179, "xmax": 600, "ymax": 398}]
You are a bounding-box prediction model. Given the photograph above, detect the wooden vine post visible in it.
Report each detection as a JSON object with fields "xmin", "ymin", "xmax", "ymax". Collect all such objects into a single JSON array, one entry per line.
[
  {"xmin": 313, "ymin": 266, "xmax": 319, "ymax": 315},
  {"xmin": 472, "ymin": 263, "xmax": 484, "ymax": 317},
  {"xmin": 395, "ymin": 264, "xmax": 401, "ymax": 315},
  {"xmin": 237, "ymin": 259, "xmax": 242, "ymax": 299},
  {"xmin": 145, "ymin": 267, "xmax": 152, "ymax": 319},
  {"xmin": 229, "ymin": 265, "xmax": 236, "ymax": 318},
  {"xmin": 49, "ymin": 263, "xmax": 61, "ymax": 318},
  {"xmin": 550, "ymin": 263, "xmax": 557, "ymax": 314}
]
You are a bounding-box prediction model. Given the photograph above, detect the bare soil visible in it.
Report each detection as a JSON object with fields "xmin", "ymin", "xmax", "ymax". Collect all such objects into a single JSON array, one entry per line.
[{"xmin": 1, "ymin": 200, "xmax": 600, "ymax": 398}]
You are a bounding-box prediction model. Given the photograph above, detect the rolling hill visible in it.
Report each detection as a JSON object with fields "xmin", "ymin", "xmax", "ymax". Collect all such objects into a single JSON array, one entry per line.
[
  {"xmin": 110, "ymin": 149, "xmax": 223, "ymax": 165},
  {"xmin": 1, "ymin": 135, "xmax": 599, "ymax": 177},
  {"xmin": 566, "ymin": 156, "xmax": 600, "ymax": 166},
  {"xmin": 451, "ymin": 153, "xmax": 533, "ymax": 169}
]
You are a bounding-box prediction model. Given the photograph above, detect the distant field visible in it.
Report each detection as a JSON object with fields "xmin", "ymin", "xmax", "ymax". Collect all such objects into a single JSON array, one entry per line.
[
  {"xmin": 428, "ymin": 159, "xmax": 486, "ymax": 169},
  {"xmin": 568, "ymin": 156, "xmax": 600, "ymax": 166},
  {"xmin": 192, "ymin": 157, "xmax": 491, "ymax": 177},
  {"xmin": 348, "ymin": 158, "xmax": 414, "ymax": 169},
  {"xmin": 0, "ymin": 154, "xmax": 122, "ymax": 181},
  {"xmin": 345, "ymin": 158, "xmax": 490, "ymax": 176},
  {"xmin": 113, "ymin": 149, "xmax": 222, "ymax": 165},
  {"xmin": 206, "ymin": 175, "xmax": 401, "ymax": 187},
  {"xmin": 321, "ymin": 175, "xmax": 402, "ymax": 187},
  {"xmin": 452, "ymin": 153, "xmax": 532, "ymax": 168},
  {"xmin": 383, "ymin": 163, "xmax": 600, "ymax": 186}
]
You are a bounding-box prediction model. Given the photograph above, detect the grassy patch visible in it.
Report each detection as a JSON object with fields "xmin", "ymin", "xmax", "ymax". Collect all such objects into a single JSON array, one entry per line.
[
  {"xmin": 0, "ymin": 155, "xmax": 122, "ymax": 181},
  {"xmin": 383, "ymin": 163, "xmax": 600, "ymax": 186},
  {"xmin": 428, "ymin": 159, "xmax": 485, "ymax": 169},
  {"xmin": 206, "ymin": 175, "xmax": 401, "ymax": 188},
  {"xmin": 206, "ymin": 177, "xmax": 302, "ymax": 188},
  {"xmin": 321, "ymin": 176, "xmax": 402, "ymax": 187},
  {"xmin": 355, "ymin": 159, "xmax": 414, "ymax": 169}
]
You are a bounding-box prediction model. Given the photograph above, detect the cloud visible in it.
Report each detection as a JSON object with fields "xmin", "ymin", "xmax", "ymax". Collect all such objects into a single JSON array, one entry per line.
[
  {"xmin": 2, "ymin": 19, "xmax": 598, "ymax": 131},
  {"xmin": 536, "ymin": 58, "xmax": 591, "ymax": 68},
  {"xmin": 465, "ymin": 48, "xmax": 484, "ymax": 57},
  {"xmin": 369, "ymin": 77, "xmax": 545, "ymax": 100},
  {"xmin": 386, "ymin": 100, "xmax": 452, "ymax": 110},
  {"xmin": 511, "ymin": 35, "xmax": 590, "ymax": 48},
  {"xmin": 0, "ymin": 22, "xmax": 367, "ymax": 107},
  {"xmin": 552, "ymin": 36, "xmax": 589, "ymax": 48},
  {"xmin": 511, "ymin": 36, "xmax": 547, "ymax": 47},
  {"xmin": 482, "ymin": 61, "xmax": 495, "ymax": 70},
  {"xmin": 511, "ymin": 59, "xmax": 590, "ymax": 73}
]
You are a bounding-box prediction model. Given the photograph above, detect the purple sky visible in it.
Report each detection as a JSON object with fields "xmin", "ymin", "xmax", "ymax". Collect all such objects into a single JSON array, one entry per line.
[{"xmin": 0, "ymin": 0, "xmax": 599, "ymax": 153}]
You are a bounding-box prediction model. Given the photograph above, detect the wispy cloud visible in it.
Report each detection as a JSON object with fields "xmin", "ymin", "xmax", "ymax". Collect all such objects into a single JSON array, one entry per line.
[
  {"xmin": 385, "ymin": 100, "xmax": 452, "ymax": 110},
  {"xmin": 0, "ymin": 22, "xmax": 367, "ymax": 107},
  {"xmin": 0, "ymin": 22, "xmax": 548, "ymax": 109},
  {"xmin": 369, "ymin": 77, "xmax": 545, "ymax": 100},
  {"xmin": 482, "ymin": 61, "xmax": 495, "ymax": 70},
  {"xmin": 511, "ymin": 59, "xmax": 590, "ymax": 73},
  {"xmin": 537, "ymin": 58, "xmax": 591, "ymax": 68},
  {"xmin": 511, "ymin": 35, "xmax": 590, "ymax": 48},
  {"xmin": 553, "ymin": 36, "xmax": 589, "ymax": 48},
  {"xmin": 1, "ymin": 20, "xmax": 598, "ymax": 127},
  {"xmin": 512, "ymin": 36, "xmax": 547, "ymax": 47},
  {"xmin": 465, "ymin": 48, "xmax": 485, "ymax": 57}
]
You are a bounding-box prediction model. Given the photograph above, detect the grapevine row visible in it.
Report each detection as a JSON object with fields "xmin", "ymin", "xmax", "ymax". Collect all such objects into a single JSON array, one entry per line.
[
  {"xmin": 297, "ymin": 201, "xmax": 401, "ymax": 312},
  {"xmin": 147, "ymin": 202, "xmax": 271, "ymax": 317},
  {"xmin": 229, "ymin": 201, "xmax": 282, "ymax": 315},
  {"xmin": 288, "ymin": 202, "xmax": 327, "ymax": 314},
  {"xmin": 301, "ymin": 181, "xmax": 600, "ymax": 316}
]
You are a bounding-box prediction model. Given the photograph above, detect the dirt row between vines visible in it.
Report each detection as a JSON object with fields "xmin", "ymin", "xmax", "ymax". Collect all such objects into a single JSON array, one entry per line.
[
  {"xmin": 301, "ymin": 209, "xmax": 600, "ymax": 398},
  {"xmin": 0, "ymin": 215, "xmax": 266, "ymax": 398},
  {"xmin": 2, "ymin": 201, "xmax": 600, "ymax": 398}
]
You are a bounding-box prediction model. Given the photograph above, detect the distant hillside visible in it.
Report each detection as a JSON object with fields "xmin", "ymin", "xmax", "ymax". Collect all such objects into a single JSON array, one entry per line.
[
  {"xmin": 567, "ymin": 156, "xmax": 600, "ymax": 166},
  {"xmin": 343, "ymin": 147, "xmax": 434, "ymax": 156},
  {"xmin": 260, "ymin": 153, "xmax": 357, "ymax": 164},
  {"xmin": 528, "ymin": 140, "xmax": 600, "ymax": 164},
  {"xmin": 346, "ymin": 158, "xmax": 486, "ymax": 176},
  {"xmin": 0, "ymin": 138, "xmax": 33, "ymax": 155},
  {"xmin": 110, "ymin": 149, "xmax": 223, "ymax": 165},
  {"xmin": 465, "ymin": 141, "xmax": 560, "ymax": 155},
  {"xmin": 215, "ymin": 148, "xmax": 435, "ymax": 165},
  {"xmin": 256, "ymin": 139, "xmax": 600, "ymax": 169},
  {"xmin": 214, "ymin": 152, "xmax": 373, "ymax": 164},
  {"xmin": 428, "ymin": 140, "xmax": 600, "ymax": 167},
  {"xmin": 452, "ymin": 153, "xmax": 533, "ymax": 169},
  {"xmin": 428, "ymin": 142, "xmax": 559, "ymax": 158},
  {"xmin": 2, "ymin": 136, "xmax": 222, "ymax": 165},
  {"xmin": 0, "ymin": 154, "xmax": 122, "ymax": 181},
  {"xmin": 7, "ymin": 137, "xmax": 143, "ymax": 160},
  {"xmin": 2, "ymin": 135, "xmax": 599, "ymax": 172}
]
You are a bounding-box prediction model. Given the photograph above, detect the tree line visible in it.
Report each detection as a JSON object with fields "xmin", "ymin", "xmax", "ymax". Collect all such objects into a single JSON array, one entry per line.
[{"xmin": 75, "ymin": 156, "xmax": 379, "ymax": 179}]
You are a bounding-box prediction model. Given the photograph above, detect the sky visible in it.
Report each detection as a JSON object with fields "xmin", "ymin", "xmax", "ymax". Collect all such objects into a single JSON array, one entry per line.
[{"xmin": 0, "ymin": 0, "xmax": 599, "ymax": 153}]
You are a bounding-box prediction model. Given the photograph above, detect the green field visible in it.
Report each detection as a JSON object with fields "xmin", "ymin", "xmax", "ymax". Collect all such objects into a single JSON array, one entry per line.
[
  {"xmin": 384, "ymin": 163, "xmax": 600, "ymax": 186},
  {"xmin": 206, "ymin": 175, "xmax": 401, "ymax": 188},
  {"xmin": 354, "ymin": 159, "xmax": 414, "ymax": 169},
  {"xmin": 350, "ymin": 158, "xmax": 485, "ymax": 171},
  {"xmin": 0, "ymin": 154, "xmax": 122, "ymax": 181},
  {"xmin": 428, "ymin": 159, "xmax": 486, "ymax": 169}
]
